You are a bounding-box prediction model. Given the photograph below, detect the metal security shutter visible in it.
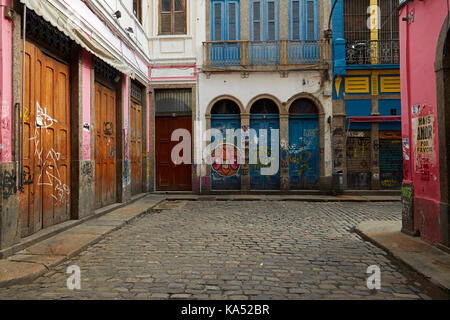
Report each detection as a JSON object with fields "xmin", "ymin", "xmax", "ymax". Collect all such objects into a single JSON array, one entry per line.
[
  {"xmin": 379, "ymin": 139, "xmax": 403, "ymax": 189},
  {"xmin": 155, "ymin": 89, "xmax": 192, "ymax": 115},
  {"xmin": 346, "ymin": 136, "xmax": 371, "ymax": 189}
]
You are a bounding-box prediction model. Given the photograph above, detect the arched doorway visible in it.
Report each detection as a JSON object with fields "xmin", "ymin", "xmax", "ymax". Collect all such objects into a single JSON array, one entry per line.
[
  {"xmin": 211, "ymin": 99, "xmax": 242, "ymax": 190},
  {"xmin": 249, "ymin": 98, "xmax": 280, "ymax": 190},
  {"xmin": 289, "ymin": 98, "xmax": 320, "ymax": 189},
  {"xmin": 436, "ymin": 26, "xmax": 450, "ymax": 247}
]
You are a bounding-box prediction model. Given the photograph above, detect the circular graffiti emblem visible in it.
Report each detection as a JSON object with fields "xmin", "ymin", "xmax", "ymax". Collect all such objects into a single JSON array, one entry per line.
[{"xmin": 212, "ymin": 144, "xmax": 241, "ymax": 177}]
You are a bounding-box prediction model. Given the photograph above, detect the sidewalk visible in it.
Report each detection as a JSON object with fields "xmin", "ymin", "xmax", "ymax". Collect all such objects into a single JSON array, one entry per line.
[
  {"xmin": 356, "ymin": 221, "xmax": 450, "ymax": 295},
  {"xmin": 0, "ymin": 194, "xmax": 165, "ymax": 288}
]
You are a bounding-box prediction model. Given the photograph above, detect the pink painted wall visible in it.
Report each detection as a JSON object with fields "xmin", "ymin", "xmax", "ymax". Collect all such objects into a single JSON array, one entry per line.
[
  {"xmin": 82, "ymin": 50, "xmax": 92, "ymax": 161},
  {"xmin": 0, "ymin": 0, "xmax": 13, "ymax": 163},
  {"xmin": 400, "ymin": 0, "xmax": 447, "ymax": 244}
]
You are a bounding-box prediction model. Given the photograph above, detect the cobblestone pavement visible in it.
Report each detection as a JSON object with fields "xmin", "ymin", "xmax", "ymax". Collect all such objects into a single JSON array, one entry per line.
[{"xmin": 0, "ymin": 201, "xmax": 435, "ymax": 300}]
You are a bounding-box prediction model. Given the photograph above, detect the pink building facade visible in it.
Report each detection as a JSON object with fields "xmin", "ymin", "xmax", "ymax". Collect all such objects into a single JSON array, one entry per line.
[
  {"xmin": 0, "ymin": 0, "xmax": 152, "ymax": 253},
  {"xmin": 400, "ymin": 0, "xmax": 450, "ymax": 249}
]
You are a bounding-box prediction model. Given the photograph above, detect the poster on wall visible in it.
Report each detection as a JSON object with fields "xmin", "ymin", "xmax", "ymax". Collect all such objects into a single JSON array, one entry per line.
[{"xmin": 412, "ymin": 106, "xmax": 436, "ymax": 175}]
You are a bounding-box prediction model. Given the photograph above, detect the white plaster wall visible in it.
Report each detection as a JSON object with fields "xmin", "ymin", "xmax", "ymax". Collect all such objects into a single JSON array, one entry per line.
[
  {"xmin": 147, "ymin": 0, "xmax": 206, "ymax": 65},
  {"xmin": 198, "ymin": 71, "xmax": 333, "ymax": 177}
]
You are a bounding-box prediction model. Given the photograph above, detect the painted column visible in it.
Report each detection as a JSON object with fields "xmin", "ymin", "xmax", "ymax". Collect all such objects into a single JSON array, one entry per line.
[
  {"xmin": 76, "ymin": 49, "xmax": 95, "ymax": 219},
  {"xmin": 122, "ymin": 75, "xmax": 132, "ymax": 201},
  {"xmin": 241, "ymin": 113, "xmax": 250, "ymax": 192},
  {"xmin": 0, "ymin": 0, "xmax": 13, "ymax": 164},
  {"xmin": 0, "ymin": 0, "xmax": 19, "ymax": 249},
  {"xmin": 371, "ymin": 78, "xmax": 380, "ymax": 190},
  {"xmin": 280, "ymin": 114, "xmax": 289, "ymax": 191}
]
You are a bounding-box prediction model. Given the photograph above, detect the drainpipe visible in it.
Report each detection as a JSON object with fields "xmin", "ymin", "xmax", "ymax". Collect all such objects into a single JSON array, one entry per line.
[{"xmin": 19, "ymin": 6, "xmax": 27, "ymax": 189}]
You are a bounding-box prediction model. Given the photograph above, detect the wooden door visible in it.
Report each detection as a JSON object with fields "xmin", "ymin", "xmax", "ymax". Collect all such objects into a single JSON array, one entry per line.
[
  {"xmin": 95, "ymin": 82, "xmax": 117, "ymax": 209},
  {"xmin": 131, "ymin": 101, "xmax": 143, "ymax": 195},
  {"xmin": 19, "ymin": 41, "xmax": 71, "ymax": 237},
  {"xmin": 155, "ymin": 116, "xmax": 192, "ymax": 191}
]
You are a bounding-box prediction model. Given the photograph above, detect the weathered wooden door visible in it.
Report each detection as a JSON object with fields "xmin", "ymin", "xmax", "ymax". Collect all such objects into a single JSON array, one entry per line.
[
  {"xmin": 19, "ymin": 41, "xmax": 71, "ymax": 237},
  {"xmin": 131, "ymin": 101, "xmax": 143, "ymax": 195},
  {"xmin": 155, "ymin": 116, "xmax": 192, "ymax": 191},
  {"xmin": 95, "ymin": 82, "xmax": 117, "ymax": 209}
]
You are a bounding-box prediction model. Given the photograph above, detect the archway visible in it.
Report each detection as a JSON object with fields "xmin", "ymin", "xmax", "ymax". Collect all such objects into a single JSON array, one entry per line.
[
  {"xmin": 288, "ymin": 98, "xmax": 320, "ymax": 190},
  {"xmin": 435, "ymin": 21, "xmax": 450, "ymax": 247},
  {"xmin": 249, "ymin": 98, "xmax": 281, "ymax": 190},
  {"xmin": 210, "ymin": 99, "xmax": 242, "ymax": 190}
]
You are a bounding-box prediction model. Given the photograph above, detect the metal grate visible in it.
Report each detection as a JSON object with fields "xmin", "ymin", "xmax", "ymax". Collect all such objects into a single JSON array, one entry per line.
[
  {"xmin": 379, "ymin": 0, "xmax": 399, "ymax": 41},
  {"xmin": 343, "ymin": 0, "xmax": 371, "ymax": 43},
  {"xmin": 344, "ymin": 0, "xmax": 399, "ymax": 65},
  {"xmin": 131, "ymin": 81, "xmax": 143, "ymax": 102},
  {"xmin": 155, "ymin": 88, "xmax": 192, "ymax": 114}
]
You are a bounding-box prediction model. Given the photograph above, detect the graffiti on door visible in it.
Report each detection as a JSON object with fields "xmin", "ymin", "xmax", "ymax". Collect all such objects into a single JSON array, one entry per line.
[{"xmin": 29, "ymin": 102, "xmax": 70, "ymax": 205}]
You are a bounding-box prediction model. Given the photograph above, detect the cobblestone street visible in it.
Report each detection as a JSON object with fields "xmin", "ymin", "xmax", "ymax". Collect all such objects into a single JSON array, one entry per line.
[{"xmin": 0, "ymin": 201, "xmax": 436, "ymax": 300}]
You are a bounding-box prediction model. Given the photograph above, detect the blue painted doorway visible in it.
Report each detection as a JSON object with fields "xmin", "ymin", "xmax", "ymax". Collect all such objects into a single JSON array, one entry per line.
[
  {"xmin": 211, "ymin": 115, "xmax": 242, "ymax": 190},
  {"xmin": 250, "ymin": 114, "xmax": 280, "ymax": 190}
]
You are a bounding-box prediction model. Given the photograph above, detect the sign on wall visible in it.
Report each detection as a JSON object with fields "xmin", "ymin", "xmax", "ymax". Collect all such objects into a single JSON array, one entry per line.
[{"xmin": 415, "ymin": 114, "xmax": 434, "ymax": 155}]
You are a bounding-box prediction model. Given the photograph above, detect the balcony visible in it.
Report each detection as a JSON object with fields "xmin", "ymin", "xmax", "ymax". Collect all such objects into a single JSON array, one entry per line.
[
  {"xmin": 202, "ymin": 40, "xmax": 329, "ymax": 70},
  {"xmin": 346, "ymin": 40, "xmax": 400, "ymax": 65}
]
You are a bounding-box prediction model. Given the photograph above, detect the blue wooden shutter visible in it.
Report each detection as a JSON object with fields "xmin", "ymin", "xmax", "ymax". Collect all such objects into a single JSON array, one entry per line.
[
  {"xmin": 252, "ymin": 1, "xmax": 262, "ymax": 41},
  {"xmin": 228, "ymin": 1, "xmax": 239, "ymax": 40},
  {"xmin": 212, "ymin": 1, "xmax": 224, "ymax": 41},
  {"xmin": 291, "ymin": 0, "xmax": 300, "ymax": 40},
  {"xmin": 267, "ymin": 1, "xmax": 276, "ymax": 41},
  {"xmin": 306, "ymin": 0, "xmax": 316, "ymax": 40}
]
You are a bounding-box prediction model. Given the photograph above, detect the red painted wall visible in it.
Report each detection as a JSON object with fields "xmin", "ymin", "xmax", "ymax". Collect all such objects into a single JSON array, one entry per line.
[{"xmin": 400, "ymin": 0, "xmax": 448, "ymax": 244}]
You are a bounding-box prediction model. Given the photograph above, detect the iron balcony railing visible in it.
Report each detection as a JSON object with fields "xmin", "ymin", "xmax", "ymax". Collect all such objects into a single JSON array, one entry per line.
[
  {"xmin": 203, "ymin": 40, "xmax": 329, "ymax": 67},
  {"xmin": 346, "ymin": 39, "xmax": 400, "ymax": 65}
]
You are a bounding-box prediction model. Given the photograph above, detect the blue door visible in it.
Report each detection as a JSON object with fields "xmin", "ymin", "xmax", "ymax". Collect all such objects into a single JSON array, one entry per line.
[
  {"xmin": 289, "ymin": 115, "xmax": 319, "ymax": 189},
  {"xmin": 211, "ymin": 0, "xmax": 241, "ymax": 66},
  {"xmin": 250, "ymin": 0, "xmax": 279, "ymax": 65},
  {"xmin": 211, "ymin": 115, "xmax": 242, "ymax": 190},
  {"xmin": 250, "ymin": 114, "xmax": 280, "ymax": 190}
]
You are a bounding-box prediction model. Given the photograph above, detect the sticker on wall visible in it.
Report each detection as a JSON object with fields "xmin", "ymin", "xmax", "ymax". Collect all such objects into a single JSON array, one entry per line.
[{"xmin": 402, "ymin": 138, "xmax": 410, "ymax": 161}]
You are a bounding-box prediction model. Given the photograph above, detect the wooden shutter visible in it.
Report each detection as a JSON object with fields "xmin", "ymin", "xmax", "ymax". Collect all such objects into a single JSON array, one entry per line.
[
  {"xmin": 160, "ymin": 0, "xmax": 186, "ymax": 35},
  {"xmin": 213, "ymin": 2, "xmax": 223, "ymax": 41},
  {"xmin": 174, "ymin": 0, "xmax": 186, "ymax": 34},
  {"xmin": 228, "ymin": 2, "xmax": 237, "ymax": 41},
  {"xmin": 267, "ymin": 1, "xmax": 276, "ymax": 41},
  {"xmin": 252, "ymin": 1, "xmax": 261, "ymax": 41}
]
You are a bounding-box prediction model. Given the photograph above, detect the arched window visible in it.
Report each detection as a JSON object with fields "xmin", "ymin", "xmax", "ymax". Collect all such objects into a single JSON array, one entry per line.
[
  {"xmin": 211, "ymin": 99, "xmax": 241, "ymax": 114},
  {"xmin": 250, "ymin": 98, "xmax": 279, "ymax": 114},
  {"xmin": 289, "ymin": 98, "xmax": 318, "ymax": 114}
]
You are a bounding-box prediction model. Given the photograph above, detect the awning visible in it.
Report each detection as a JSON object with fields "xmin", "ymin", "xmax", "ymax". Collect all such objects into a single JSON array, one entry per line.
[
  {"xmin": 347, "ymin": 116, "xmax": 401, "ymax": 123},
  {"xmin": 20, "ymin": 0, "xmax": 149, "ymax": 84}
]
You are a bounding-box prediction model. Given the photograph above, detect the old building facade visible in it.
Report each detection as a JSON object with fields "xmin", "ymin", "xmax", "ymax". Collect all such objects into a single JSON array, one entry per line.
[
  {"xmin": 399, "ymin": 0, "xmax": 449, "ymax": 248},
  {"xmin": 332, "ymin": 0, "xmax": 402, "ymax": 191},
  {"xmin": 197, "ymin": 0, "xmax": 333, "ymax": 193},
  {"xmin": 0, "ymin": 0, "xmax": 152, "ymax": 251}
]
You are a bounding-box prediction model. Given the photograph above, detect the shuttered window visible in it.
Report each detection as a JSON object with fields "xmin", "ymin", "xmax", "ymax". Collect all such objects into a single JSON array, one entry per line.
[
  {"xmin": 251, "ymin": 0, "xmax": 278, "ymax": 42},
  {"xmin": 289, "ymin": 0, "xmax": 317, "ymax": 41},
  {"xmin": 252, "ymin": 1, "xmax": 261, "ymax": 41},
  {"xmin": 160, "ymin": 0, "xmax": 186, "ymax": 35},
  {"xmin": 211, "ymin": 0, "xmax": 240, "ymax": 41}
]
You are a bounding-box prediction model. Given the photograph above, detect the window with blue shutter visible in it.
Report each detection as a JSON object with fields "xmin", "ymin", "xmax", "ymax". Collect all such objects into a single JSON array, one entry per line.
[
  {"xmin": 250, "ymin": 0, "xmax": 279, "ymax": 42},
  {"xmin": 211, "ymin": 0, "xmax": 240, "ymax": 41},
  {"xmin": 289, "ymin": 0, "xmax": 318, "ymax": 41}
]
